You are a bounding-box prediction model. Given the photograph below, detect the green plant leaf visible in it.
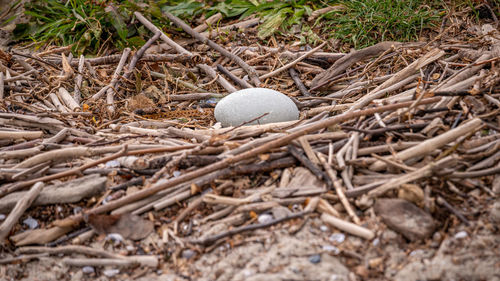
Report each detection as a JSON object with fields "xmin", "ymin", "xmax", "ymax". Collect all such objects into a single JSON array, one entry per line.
[
  {"xmin": 161, "ymin": 0, "xmax": 204, "ymax": 18},
  {"xmin": 258, "ymin": 9, "xmax": 287, "ymax": 39}
]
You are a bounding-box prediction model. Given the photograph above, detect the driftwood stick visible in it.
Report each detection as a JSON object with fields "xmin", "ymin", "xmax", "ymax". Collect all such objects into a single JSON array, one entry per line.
[
  {"xmin": 311, "ymin": 41, "xmax": 400, "ymax": 89},
  {"xmin": 451, "ymin": 163, "xmax": 500, "ymax": 178},
  {"xmin": 436, "ymin": 196, "xmax": 470, "ymax": 226},
  {"xmin": 201, "ymin": 17, "xmax": 260, "ymax": 38},
  {"xmin": 193, "ymin": 12, "xmax": 223, "ymax": 32},
  {"xmin": 90, "ymin": 48, "xmax": 131, "ymax": 101},
  {"xmin": 106, "ymin": 47, "xmax": 131, "ymax": 115},
  {"xmin": 321, "ymin": 213, "xmax": 374, "ymax": 240},
  {"xmin": 164, "ymin": 12, "xmax": 261, "ymax": 86},
  {"xmin": 49, "ymin": 92, "xmax": 69, "ymax": 113},
  {"xmin": 317, "ymin": 198, "xmax": 341, "ymax": 217},
  {"xmin": 318, "ymin": 153, "xmax": 360, "ymax": 224},
  {"xmin": 63, "ymin": 257, "xmax": 157, "ymax": 268},
  {"xmin": 167, "ymin": 92, "xmax": 224, "ymax": 101},
  {"xmin": 349, "ymin": 48, "xmax": 445, "ymax": 112},
  {"xmin": 0, "ymin": 147, "xmax": 128, "ymax": 197},
  {"xmin": 73, "ymin": 55, "xmax": 84, "ymax": 103},
  {"xmin": 134, "ymin": 11, "xmax": 192, "ymax": 57},
  {"xmin": 216, "ymin": 64, "xmax": 253, "ymax": 89},
  {"xmin": 368, "ymin": 156, "xmax": 456, "ymax": 197},
  {"xmin": 123, "ymin": 31, "xmax": 162, "ymax": 80},
  {"xmin": 0, "ymin": 182, "xmax": 44, "ymax": 242},
  {"xmin": 0, "ymin": 130, "xmax": 43, "ymax": 140},
  {"xmin": 58, "ymin": 87, "xmax": 80, "ymax": 111},
  {"xmin": 260, "ymin": 42, "xmax": 326, "ymax": 80},
  {"xmin": 18, "ymin": 245, "xmax": 126, "ymax": 259},
  {"xmin": 0, "ymin": 174, "xmax": 106, "ymax": 213},
  {"xmin": 289, "ymin": 68, "xmax": 310, "ymax": 96},
  {"xmin": 370, "ymin": 118, "xmax": 483, "ymax": 171},
  {"xmin": 189, "ymin": 211, "xmax": 311, "ymax": 246},
  {"xmin": 198, "ymin": 64, "xmax": 237, "ymax": 93},
  {"xmin": 0, "ymin": 72, "xmax": 4, "ymax": 99},
  {"xmin": 370, "ymin": 153, "xmax": 416, "ymax": 172},
  {"xmin": 62, "ymin": 53, "xmax": 191, "ymax": 66},
  {"xmin": 289, "ymin": 145, "xmax": 331, "ymax": 186}
]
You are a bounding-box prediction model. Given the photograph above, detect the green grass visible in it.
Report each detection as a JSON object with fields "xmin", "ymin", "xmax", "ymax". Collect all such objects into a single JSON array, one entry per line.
[
  {"xmin": 318, "ymin": 0, "xmax": 442, "ymax": 49},
  {"xmin": 12, "ymin": 0, "xmax": 469, "ymax": 54},
  {"xmin": 14, "ymin": 0, "xmax": 148, "ymax": 54}
]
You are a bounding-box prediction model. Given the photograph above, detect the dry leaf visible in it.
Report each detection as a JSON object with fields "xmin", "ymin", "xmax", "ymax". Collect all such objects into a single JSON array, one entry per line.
[
  {"xmin": 259, "ymin": 154, "xmax": 270, "ymax": 161},
  {"xmin": 191, "ymin": 183, "xmax": 201, "ymax": 194}
]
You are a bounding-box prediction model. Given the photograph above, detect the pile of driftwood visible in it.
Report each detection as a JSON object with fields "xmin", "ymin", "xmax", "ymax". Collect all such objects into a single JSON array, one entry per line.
[{"xmin": 0, "ymin": 12, "xmax": 499, "ymax": 271}]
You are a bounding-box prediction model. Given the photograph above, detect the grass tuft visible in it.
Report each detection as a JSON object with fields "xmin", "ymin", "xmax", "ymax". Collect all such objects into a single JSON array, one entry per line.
[{"xmin": 317, "ymin": 0, "xmax": 442, "ymax": 49}]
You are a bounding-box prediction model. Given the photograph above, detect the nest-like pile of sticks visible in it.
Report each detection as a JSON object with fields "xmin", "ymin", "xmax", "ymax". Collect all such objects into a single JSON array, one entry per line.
[{"xmin": 0, "ymin": 12, "xmax": 498, "ymax": 271}]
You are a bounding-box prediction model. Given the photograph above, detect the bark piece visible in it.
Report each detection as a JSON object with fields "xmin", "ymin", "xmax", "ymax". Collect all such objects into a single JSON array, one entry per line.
[
  {"xmin": 374, "ymin": 198, "xmax": 435, "ymax": 241},
  {"xmin": 0, "ymin": 174, "xmax": 106, "ymax": 213}
]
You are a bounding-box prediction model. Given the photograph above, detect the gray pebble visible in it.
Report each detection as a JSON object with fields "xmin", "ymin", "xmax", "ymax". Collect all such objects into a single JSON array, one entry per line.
[
  {"xmin": 82, "ymin": 266, "xmax": 95, "ymax": 274},
  {"xmin": 214, "ymin": 88, "xmax": 299, "ymax": 127},
  {"xmin": 322, "ymin": 245, "xmax": 340, "ymax": 254},
  {"xmin": 23, "ymin": 217, "xmax": 38, "ymax": 229},
  {"xmin": 181, "ymin": 249, "xmax": 196, "ymax": 260},
  {"xmin": 257, "ymin": 213, "xmax": 274, "ymax": 224},
  {"xmin": 309, "ymin": 254, "xmax": 321, "ymax": 264},
  {"xmin": 103, "ymin": 269, "xmax": 120, "ymax": 277},
  {"xmin": 329, "ymin": 233, "xmax": 345, "ymax": 243},
  {"xmin": 454, "ymin": 231, "xmax": 468, "ymax": 239}
]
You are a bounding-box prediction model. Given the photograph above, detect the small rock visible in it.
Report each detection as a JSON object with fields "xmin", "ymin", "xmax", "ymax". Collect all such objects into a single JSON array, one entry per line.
[
  {"xmin": 103, "ymin": 269, "xmax": 120, "ymax": 277},
  {"xmin": 309, "ymin": 254, "xmax": 321, "ymax": 264},
  {"xmin": 73, "ymin": 207, "xmax": 83, "ymax": 215},
  {"xmin": 374, "ymin": 198, "xmax": 435, "ymax": 241},
  {"xmin": 257, "ymin": 213, "xmax": 273, "ymax": 224},
  {"xmin": 214, "ymin": 88, "xmax": 299, "ymax": 127},
  {"xmin": 329, "ymin": 233, "xmax": 346, "ymax": 244},
  {"xmin": 322, "ymin": 245, "xmax": 340, "ymax": 254},
  {"xmin": 0, "ymin": 214, "xmax": 5, "ymax": 221},
  {"xmin": 319, "ymin": 225, "xmax": 329, "ymax": 232},
  {"xmin": 23, "ymin": 217, "xmax": 38, "ymax": 229},
  {"xmin": 454, "ymin": 231, "xmax": 468, "ymax": 239},
  {"xmin": 181, "ymin": 249, "xmax": 196, "ymax": 260},
  {"xmin": 82, "ymin": 266, "xmax": 95, "ymax": 274}
]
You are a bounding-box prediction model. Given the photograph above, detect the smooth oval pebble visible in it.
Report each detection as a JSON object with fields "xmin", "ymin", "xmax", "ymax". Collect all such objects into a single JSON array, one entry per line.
[
  {"xmin": 309, "ymin": 254, "xmax": 321, "ymax": 264},
  {"xmin": 214, "ymin": 88, "xmax": 299, "ymax": 127},
  {"xmin": 82, "ymin": 266, "xmax": 95, "ymax": 274}
]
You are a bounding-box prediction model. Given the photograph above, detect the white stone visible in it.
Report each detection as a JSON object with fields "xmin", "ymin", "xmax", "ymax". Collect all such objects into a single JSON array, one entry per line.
[{"xmin": 214, "ymin": 88, "xmax": 299, "ymax": 127}]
